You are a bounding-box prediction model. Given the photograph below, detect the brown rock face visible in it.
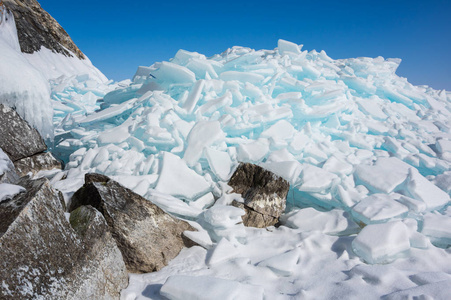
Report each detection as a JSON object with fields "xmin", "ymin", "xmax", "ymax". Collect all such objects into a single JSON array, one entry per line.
[
  {"xmin": 0, "ymin": 177, "xmax": 128, "ymax": 299},
  {"xmin": 229, "ymin": 163, "xmax": 289, "ymax": 228},
  {"xmin": 70, "ymin": 173, "xmax": 196, "ymax": 273},
  {"xmin": 3, "ymin": 0, "xmax": 85, "ymax": 59}
]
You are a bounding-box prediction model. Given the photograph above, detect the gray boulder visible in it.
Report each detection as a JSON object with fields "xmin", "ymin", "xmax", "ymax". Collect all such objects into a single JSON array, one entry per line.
[
  {"xmin": 0, "ymin": 104, "xmax": 47, "ymax": 161},
  {"xmin": 0, "ymin": 177, "xmax": 128, "ymax": 299},
  {"xmin": 229, "ymin": 163, "xmax": 289, "ymax": 228},
  {"xmin": 0, "ymin": 148, "xmax": 18, "ymax": 184},
  {"xmin": 70, "ymin": 173, "xmax": 196, "ymax": 273},
  {"xmin": 13, "ymin": 152, "xmax": 62, "ymax": 177}
]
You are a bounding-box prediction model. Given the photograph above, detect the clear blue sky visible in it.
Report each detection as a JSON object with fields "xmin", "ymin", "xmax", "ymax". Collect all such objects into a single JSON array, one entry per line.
[{"xmin": 42, "ymin": 0, "xmax": 451, "ymax": 90}]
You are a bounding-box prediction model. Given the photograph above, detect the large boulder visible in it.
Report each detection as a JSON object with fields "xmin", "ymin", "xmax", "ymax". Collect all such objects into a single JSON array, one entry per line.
[
  {"xmin": 0, "ymin": 177, "xmax": 128, "ymax": 299},
  {"xmin": 0, "ymin": 104, "xmax": 47, "ymax": 161},
  {"xmin": 13, "ymin": 152, "xmax": 62, "ymax": 177},
  {"xmin": 229, "ymin": 163, "xmax": 289, "ymax": 228},
  {"xmin": 70, "ymin": 173, "xmax": 196, "ymax": 273}
]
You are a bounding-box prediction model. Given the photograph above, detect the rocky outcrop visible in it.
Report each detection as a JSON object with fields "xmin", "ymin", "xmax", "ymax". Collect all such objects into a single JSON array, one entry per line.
[
  {"xmin": 229, "ymin": 163, "xmax": 289, "ymax": 228},
  {"xmin": 0, "ymin": 177, "xmax": 128, "ymax": 299},
  {"xmin": 70, "ymin": 173, "xmax": 196, "ymax": 273},
  {"xmin": 3, "ymin": 0, "xmax": 85, "ymax": 59},
  {"xmin": 13, "ymin": 152, "xmax": 62, "ymax": 177},
  {"xmin": 0, "ymin": 104, "xmax": 62, "ymax": 177},
  {"xmin": 0, "ymin": 103, "xmax": 47, "ymax": 161}
]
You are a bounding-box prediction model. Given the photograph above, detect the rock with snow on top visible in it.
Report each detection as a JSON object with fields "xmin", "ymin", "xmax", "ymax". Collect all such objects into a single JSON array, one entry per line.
[
  {"xmin": 13, "ymin": 152, "xmax": 62, "ymax": 177},
  {"xmin": 0, "ymin": 183, "xmax": 25, "ymax": 202},
  {"xmin": 0, "ymin": 148, "xmax": 18, "ymax": 184}
]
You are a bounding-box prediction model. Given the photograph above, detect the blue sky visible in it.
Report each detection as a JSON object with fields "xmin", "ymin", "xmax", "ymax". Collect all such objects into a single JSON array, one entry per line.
[{"xmin": 42, "ymin": 0, "xmax": 451, "ymax": 90}]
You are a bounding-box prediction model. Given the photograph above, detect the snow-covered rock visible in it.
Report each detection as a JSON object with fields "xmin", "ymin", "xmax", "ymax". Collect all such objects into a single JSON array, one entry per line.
[{"xmin": 0, "ymin": 148, "xmax": 18, "ymax": 184}]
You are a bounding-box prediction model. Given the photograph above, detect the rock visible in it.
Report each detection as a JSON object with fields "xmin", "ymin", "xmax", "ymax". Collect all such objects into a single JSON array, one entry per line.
[
  {"xmin": 84, "ymin": 172, "xmax": 111, "ymax": 184},
  {"xmin": 229, "ymin": 163, "xmax": 289, "ymax": 228},
  {"xmin": 0, "ymin": 104, "xmax": 47, "ymax": 161},
  {"xmin": 0, "ymin": 148, "xmax": 18, "ymax": 184},
  {"xmin": 232, "ymin": 200, "xmax": 279, "ymax": 228},
  {"xmin": 0, "ymin": 177, "xmax": 128, "ymax": 299},
  {"xmin": 13, "ymin": 152, "xmax": 62, "ymax": 177},
  {"xmin": 70, "ymin": 173, "xmax": 196, "ymax": 273},
  {"xmin": 3, "ymin": 0, "xmax": 85, "ymax": 59}
]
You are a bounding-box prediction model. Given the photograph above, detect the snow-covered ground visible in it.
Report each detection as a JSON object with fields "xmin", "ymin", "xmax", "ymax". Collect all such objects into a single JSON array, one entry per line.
[{"xmin": 40, "ymin": 39, "xmax": 451, "ymax": 299}]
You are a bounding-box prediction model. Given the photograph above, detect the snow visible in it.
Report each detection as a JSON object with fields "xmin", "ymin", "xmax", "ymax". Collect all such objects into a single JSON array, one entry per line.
[
  {"xmin": 351, "ymin": 194, "xmax": 409, "ymax": 225},
  {"xmin": 183, "ymin": 121, "xmax": 225, "ymax": 166},
  {"xmin": 205, "ymin": 148, "xmax": 232, "ymax": 181},
  {"xmin": 10, "ymin": 37, "xmax": 450, "ymax": 299},
  {"xmin": 352, "ymin": 221, "xmax": 410, "ymax": 264},
  {"xmin": 155, "ymin": 152, "xmax": 211, "ymax": 201},
  {"xmin": 354, "ymin": 157, "xmax": 411, "ymax": 194},
  {"xmin": 280, "ymin": 207, "xmax": 357, "ymax": 235},
  {"xmin": 406, "ymin": 168, "xmax": 450, "ymax": 210},
  {"xmin": 159, "ymin": 275, "xmax": 264, "ymax": 300},
  {"xmin": 0, "ymin": 148, "xmax": 13, "ymax": 179},
  {"xmin": 0, "ymin": 183, "xmax": 25, "ymax": 202},
  {"xmin": 421, "ymin": 212, "xmax": 451, "ymax": 248},
  {"xmin": 0, "ymin": 27, "xmax": 53, "ymax": 138}
]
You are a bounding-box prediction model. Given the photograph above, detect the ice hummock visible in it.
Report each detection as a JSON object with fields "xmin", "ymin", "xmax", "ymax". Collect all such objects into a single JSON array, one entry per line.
[{"xmin": 46, "ymin": 39, "xmax": 451, "ymax": 299}]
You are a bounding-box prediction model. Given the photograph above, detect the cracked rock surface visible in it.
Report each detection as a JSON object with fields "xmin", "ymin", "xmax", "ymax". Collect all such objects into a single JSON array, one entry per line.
[{"xmin": 229, "ymin": 163, "xmax": 289, "ymax": 228}]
